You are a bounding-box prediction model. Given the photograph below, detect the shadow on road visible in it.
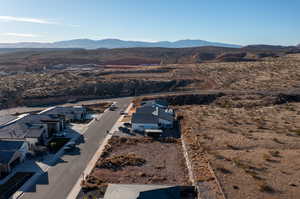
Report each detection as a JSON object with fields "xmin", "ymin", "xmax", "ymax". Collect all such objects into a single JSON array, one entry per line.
[
  {"xmin": 17, "ymin": 128, "xmax": 84, "ymax": 194},
  {"xmin": 64, "ymin": 147, "xmax": 81, "ymax": 156},
  {"xmin": 21, "ymin": 172, "xmax": 49, "ymax": 193}
]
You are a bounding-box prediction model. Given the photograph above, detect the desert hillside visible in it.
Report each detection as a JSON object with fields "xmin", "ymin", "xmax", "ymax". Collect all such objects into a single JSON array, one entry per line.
[
  {"xmin": 1, "ymin": 53, "xmax": 300, "ymax": 109},
  {"xmin": 0, "ymin": 45, "xmax": 299, "ymax": 73}
]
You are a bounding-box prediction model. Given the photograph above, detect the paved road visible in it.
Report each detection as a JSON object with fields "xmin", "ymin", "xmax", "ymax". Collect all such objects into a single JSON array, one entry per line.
[
  {"xmin": 1, "ymin": 89, "xmax": 277, "ymax": 116},
  {"xmin": 21, "ymin": 97, "xmax": 131, "ymax": 199}
]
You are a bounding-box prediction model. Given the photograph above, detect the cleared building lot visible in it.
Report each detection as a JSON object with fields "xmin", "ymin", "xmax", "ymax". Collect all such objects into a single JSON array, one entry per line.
[{"xmin": 81, "ymin": 136, "xmax": 191, "ymax": 194}]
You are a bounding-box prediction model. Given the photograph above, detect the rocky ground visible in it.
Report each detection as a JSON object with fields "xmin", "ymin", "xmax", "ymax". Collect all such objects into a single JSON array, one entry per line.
[
  {"xmin": 1, "ymin": 54, "xmax": 300, "ymax": 109},
  {"xmin": 176, "ymin": 94, "xmax": 300, "ymax": 199}
]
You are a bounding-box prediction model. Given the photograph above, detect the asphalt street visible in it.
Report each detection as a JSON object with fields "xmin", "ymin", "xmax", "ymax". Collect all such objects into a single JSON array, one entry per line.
[{"xmin": 21, "ymin": 97, "xmax": 131, "ymax": 199}]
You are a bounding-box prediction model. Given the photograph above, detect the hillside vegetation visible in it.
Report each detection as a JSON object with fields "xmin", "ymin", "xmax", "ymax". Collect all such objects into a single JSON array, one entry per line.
[
  {"xmin": 0, "ymin": 45, "xmax": 299, "ymax": 72},
  {"xmin": 1, "ymin": 53, "xmax": 300, "ymax": 109}
]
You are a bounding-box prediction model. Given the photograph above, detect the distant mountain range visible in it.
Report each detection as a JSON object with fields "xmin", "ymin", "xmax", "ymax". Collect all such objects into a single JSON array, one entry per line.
[{"xmin": 0, "ymin": 39, "xmax": 242, "ymax": 49}]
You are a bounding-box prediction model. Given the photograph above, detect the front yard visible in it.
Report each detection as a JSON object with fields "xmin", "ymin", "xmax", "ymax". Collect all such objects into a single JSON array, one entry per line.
[{"xmin": 84, "ymin": 102, "xmax": 112, "ymax": 114}]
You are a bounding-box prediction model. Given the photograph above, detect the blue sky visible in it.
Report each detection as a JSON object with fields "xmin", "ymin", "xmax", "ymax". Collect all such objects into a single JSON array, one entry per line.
[{"xmin": 0, "ymin": 0, "xmax": 299, "ymax": 45}]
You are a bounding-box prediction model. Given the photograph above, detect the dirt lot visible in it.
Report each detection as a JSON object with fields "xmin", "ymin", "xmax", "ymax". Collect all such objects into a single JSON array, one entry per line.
[
  {"xmin": 83, "ymin": 136, "xmax": 191, "ymax": 188},
  {"xmin": 84, "ymin": 102, "xmax": 112, "ymax": 114},
  {"xmin": 176, "ymin": 94, "xmax": 300, "ymax": 199}
]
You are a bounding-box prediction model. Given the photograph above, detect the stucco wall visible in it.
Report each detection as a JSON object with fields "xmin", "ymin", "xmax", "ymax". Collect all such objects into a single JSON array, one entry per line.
[
  {"xmin": 158, "ymin": 118, "xmax": 173, "ymax": 128},
  {"xmin": 132, "ymin": 123, "xmax": 159, "ymax": 131}
]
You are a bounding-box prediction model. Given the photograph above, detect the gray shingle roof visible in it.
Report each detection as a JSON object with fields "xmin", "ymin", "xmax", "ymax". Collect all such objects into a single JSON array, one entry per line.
[
  {"xmin": 0, "ymin": 140, "xmax": 24, "ymax": 151},
  {"xmin": 0, "ymin": 114, "xmax": 48, "ymax": 139},
  {"xmin": 0, "ymin": 115, "xmax": 18, "ymax": 127},
  {"xmin": 0, "ymin": 151, "xmax": 17, "ymax": 164},
  {"xmin": 0, "ymin": 122, "xmax": 28, "ymax": 139},
  {"xmin": 0, "ymin": 140, "xmax": 24, "ymax": 164},
  {"xmin": 132, "ymin": 113, "xmax": 158, "ymax": 124},
  {"xmin": 136, "ymin": 106, "xmax": 156, "ymax": 114},
  {"xmin": 136, "ymin": 107, "xmax": 174, "ymax": 122},
  {"xmin": 39, "ymin": 106, "xmax": 85, "ymax": 115},
  {"xmin": 20, "ymin": 114, "xmax": 60, "ymax": 123},
  {"xmin": 25, "ymin": 128, "xmax": 45, "ymax": 138},
  {"xmin": 158, "ymin": 109, "xmax": 174, "ymax": 122}
]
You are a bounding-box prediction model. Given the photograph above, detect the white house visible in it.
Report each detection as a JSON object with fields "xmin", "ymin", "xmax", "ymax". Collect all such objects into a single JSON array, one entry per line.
[
  {"xmin": 39, "ymin": 106, "xmax": 87, "ymax": 122},
  {"xmin": 135, "ymin": 106, "xmax": 174, "ymax": 129},
  {"xmin": 131, "ymin": 113, "xmax": 159, "ymax": 132}
]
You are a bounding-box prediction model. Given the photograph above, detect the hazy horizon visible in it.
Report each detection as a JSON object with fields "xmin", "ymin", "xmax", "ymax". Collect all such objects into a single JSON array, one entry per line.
[{"xmin": 0, "ymin": 38, "xmax": 297, "ymax": 47}]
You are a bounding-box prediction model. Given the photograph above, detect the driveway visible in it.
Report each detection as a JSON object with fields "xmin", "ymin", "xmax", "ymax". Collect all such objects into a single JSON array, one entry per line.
[{"xmin": 20, "ymin": 97, "xmax": 132, "ymax": 199}]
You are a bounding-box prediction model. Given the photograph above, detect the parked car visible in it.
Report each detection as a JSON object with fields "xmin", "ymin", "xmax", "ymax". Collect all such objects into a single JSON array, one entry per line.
[
  {"xmin": 54, "ymin": 132, "xmax": 67, "ymax": 137},
  {"xmin": 109, "ymin": 103, "xmax": 118, "ymax": 111},
  {"xmin": 120, "ymin": 111, "xmax": 127, "ymax": 115},
  {"xmin": 124, "ymin": 122, "xmax": 131, "ymax": 127},
  {"xmin": 109, "ymin": 106, "xmax": 117, "ymax": 111},
  {"xmin": 118, "ymin": 126, "xmax": 130, "ymax": 133}
]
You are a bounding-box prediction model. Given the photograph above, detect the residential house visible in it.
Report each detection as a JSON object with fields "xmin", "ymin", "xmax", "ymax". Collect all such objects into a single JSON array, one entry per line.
[
  {"xmin": 0, "ymin": 121, "xmax": 48, "ymax": 149},
  {"xmin": 131, "ymin": 113, "xmax": 159, "ymax": 132},
  {"xmin": 23, "ymin": 114, "xmax": 63, "ymax": 137},
  {"xmin": 136, "ymin": 106, "xmax": 174, "ymax": 129},
  {"xmin": 24, "ymin": 124, "xmax": 49, "ymax": 147},
  {"xmin": 0, "ymin": 106, "xmax": 81, "ymax": 149},
  {"xmin": 39, "ymin": 106, "xmax": 87, "ymax": 122},
  {"xmin": 0, "ymin": 140, "xmax": 28, "ymax": 178},
  {"xmin": 18, "ymin": 113, "xmax": 66, "ymax": 138}
]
